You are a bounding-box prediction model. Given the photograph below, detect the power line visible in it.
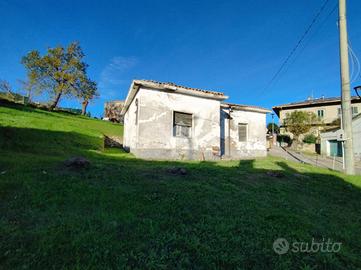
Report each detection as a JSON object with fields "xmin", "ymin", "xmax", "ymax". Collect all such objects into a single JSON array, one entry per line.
[
  {"xmin": 270, "ymin": 3, "xmax": 338, "ymax": 89},
  {"xmin": 262, "ymin": 0, "xmax": 332, "ymax": 93},
  {"xmin": 283, "ymin": 4, "xmax": 338, "ymax": 75},
  {"xmin": 348, "ymin": 41, "xmax": 361, "ymax": 83}
]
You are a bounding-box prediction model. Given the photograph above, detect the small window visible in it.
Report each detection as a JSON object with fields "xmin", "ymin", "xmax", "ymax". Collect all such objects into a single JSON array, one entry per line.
[
  {"xmin": 317, "ymin": 110, "xmax": 324, "ymax": 118},
  {"xmin": 238, "ymin": 123, "xmax": 248, "ymax": 142},
  {"xmin": 352, "ymin": 107, "xmax": 358, "ymax": 115},
  {"xmin": 173, "ymin": 112, "xmax": 192, "ymax": 138}
]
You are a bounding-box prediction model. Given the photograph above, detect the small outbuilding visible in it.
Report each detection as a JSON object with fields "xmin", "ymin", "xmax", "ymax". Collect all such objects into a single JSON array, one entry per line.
[
  {"xmin": 320, "ymin": 114, "xmax": 361, "ymax": 161},
  {"xmin": 121, "ymin": 80, "xmax": 270, "ymax": 160}
]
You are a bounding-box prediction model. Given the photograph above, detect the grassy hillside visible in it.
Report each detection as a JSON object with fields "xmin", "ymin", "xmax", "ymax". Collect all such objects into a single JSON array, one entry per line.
[
  {"xmin": 1, "ymin": 102, "xmax": 361, "ymax": 269},
  {"xmin": 0, "ymin": 101, "xmax": 122, "ymax": 157}
]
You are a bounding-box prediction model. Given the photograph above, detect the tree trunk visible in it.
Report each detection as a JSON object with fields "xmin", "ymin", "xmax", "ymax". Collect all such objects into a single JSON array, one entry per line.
[
  {"xmin": 291, "ymin": 136, "xmax": 302, "ymax": 151},
  {"xmin": 49, "ymin": 92, "xmax": 62, "ymax": 111},
  {"xmin": 82, "ymin": 100, "xmax": 89, "ymax": 115}
]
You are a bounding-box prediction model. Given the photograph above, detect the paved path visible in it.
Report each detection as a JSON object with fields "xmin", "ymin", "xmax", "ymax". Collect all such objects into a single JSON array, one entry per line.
[
  {"xmin": 268, "ymin": 146, "xmax": 361, "ymax": 175},
  {"xmin": 268, "ymin": 146, "xmax": 301, "ymax": 163}
]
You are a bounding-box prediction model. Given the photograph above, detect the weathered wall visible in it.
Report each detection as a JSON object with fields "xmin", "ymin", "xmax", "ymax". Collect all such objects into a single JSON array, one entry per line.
[
  {"xmin": 320, "ymin": 130, "xmax": 337, "ymax": 156},
  {"xmin": 221, "ymin": 108, "xmax": 267, "ymax": 158},
  {"xmin": 124, "ymin": 87, "xmax": 221, "ymax": 160},
  {"xmin": 123, "ymin": 96, "xmax": 138, "ymax": 151}
]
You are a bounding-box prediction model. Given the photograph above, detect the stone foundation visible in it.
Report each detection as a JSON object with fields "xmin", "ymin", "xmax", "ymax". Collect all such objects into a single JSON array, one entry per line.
[{"xmin": 128, "ymin": 148, "xmax": 267, "ymax": 161}]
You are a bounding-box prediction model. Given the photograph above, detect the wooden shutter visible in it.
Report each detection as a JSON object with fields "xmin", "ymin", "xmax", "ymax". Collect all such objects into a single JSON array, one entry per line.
[
  {"xmin": 174, "ymin": 112, "xmax": 192, "ymax": 127},
  {"xmin": 238, "ymin": 123, "xmax": 247, "ymax": 142}
]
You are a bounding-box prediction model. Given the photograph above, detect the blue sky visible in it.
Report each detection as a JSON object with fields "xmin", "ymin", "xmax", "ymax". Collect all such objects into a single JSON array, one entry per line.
[{"xmin": 1, "ymin": 0, "xmax": 361, "ymax": 123}]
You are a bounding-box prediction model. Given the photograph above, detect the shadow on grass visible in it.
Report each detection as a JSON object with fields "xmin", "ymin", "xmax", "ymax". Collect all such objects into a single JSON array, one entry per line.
[
  {"xmin": 0, "ymin": 126, "xmax": 361, "ymax": 269},
  {"xmin": 0, "ymin": 126, "xmax": 103, "ymax": 156}
]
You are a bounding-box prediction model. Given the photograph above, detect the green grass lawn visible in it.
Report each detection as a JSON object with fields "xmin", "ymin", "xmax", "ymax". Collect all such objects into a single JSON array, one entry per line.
[{"xmin": 1, "ymin": 101, "xmax": 361, "ymax": 269}]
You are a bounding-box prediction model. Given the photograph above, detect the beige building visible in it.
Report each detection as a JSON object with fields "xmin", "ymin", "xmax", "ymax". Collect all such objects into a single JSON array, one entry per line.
[{"xmin": 273, "ymin": 96, "xmax": 361, "ymax": 137}]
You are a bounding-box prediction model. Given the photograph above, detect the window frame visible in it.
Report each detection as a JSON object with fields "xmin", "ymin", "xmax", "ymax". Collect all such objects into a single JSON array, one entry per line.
[
  {"xmin": 317, "ymin": 109, "xmax": 325, "ymax": 119},
  {"xmin": 238, "ymin": 123, "xmax": 248, "ymax": 142},
  {"xmin": 172, "ymin": 111, "xmax": 193, "ymax": 138},
  {"xmin": 352, "ymin": 106, "xmax": 358, "ymax": 115}
]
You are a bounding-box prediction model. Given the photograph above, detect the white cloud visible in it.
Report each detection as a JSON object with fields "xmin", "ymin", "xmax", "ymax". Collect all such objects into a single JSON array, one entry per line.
[{"xmin": 98, "ymin": 56, "xmax": 138, "ymax": 99}]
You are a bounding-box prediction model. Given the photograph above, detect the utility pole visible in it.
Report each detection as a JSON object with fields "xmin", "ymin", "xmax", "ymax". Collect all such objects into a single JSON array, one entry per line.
[
  {"xmin": 338, "ymin": 0, "xmax": 355, "ymax": 175},
  {"xmin": 271, "ymin": 113, "xmax": 275, "ymax": 135}
]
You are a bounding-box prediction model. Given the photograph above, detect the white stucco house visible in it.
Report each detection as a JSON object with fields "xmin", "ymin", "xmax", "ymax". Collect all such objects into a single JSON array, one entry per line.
[
  {"xmin": 320, "ymin": 113, "xmax": 361, "ymax": 161},
  {"xmin": 121, "ymin": 80, "xmax": 270, "ymax": 160}
]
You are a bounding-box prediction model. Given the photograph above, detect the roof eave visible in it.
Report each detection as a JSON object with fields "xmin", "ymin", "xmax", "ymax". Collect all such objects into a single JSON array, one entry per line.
[
  {"xmin": 121, "ymin": 80, "xmax": 228, "ymax": 115},
  {"xmin": 222, "ymin": 104, "xmax": 271, "ymax": 114},
  {"xmin": 136, "ymin": 80, "xmax": 227, "ymax": 100},
  {"xmin": 273, "ymin": 97, "xmax": 361, "ymax": 110},
  {"xmin": 120, "ymin": 81, "xmax": 140, "ymax": 116}
]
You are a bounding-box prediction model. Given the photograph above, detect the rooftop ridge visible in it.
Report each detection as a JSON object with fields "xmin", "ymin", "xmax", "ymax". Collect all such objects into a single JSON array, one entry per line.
[
  {"xmin": 273, "ymin": 96, "xmax": 361, "ymax": 108},
  {"xmin": 135, "ymin": 79, "xmax": 225, "ymax": 96}
]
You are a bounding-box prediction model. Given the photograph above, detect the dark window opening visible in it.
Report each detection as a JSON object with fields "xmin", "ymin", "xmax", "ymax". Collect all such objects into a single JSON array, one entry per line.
[{"xmin": 173, "ymin": 111, "xmax": 192, "ymax": 138}]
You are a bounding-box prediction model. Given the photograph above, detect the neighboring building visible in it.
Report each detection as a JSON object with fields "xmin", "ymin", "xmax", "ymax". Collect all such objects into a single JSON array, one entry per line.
[
  {"xmin": 104, "ymin": 100, "xmax": 124, "ymax": 123},
  {"xmin": 121, "ymin": 80, "xmax": 270, "ymax": 160},
  {"xmin": 320, "ymin": 114, "xmax": 361, "ymax": 161},
  {"xmin": 273, "ymin": 96, "xmax": 361, "ymax": 137}
]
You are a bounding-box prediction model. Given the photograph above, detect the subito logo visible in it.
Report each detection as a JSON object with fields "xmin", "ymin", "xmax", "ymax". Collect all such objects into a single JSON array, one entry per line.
[{"xmin": 273, "ymin": 238, "xmax": 289, "ymax": 255}]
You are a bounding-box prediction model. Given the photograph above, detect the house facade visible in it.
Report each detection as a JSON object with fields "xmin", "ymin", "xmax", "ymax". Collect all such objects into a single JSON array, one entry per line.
[
  {"xmin": 121, "ymin": 80, "xmax": 270, "ymax": 160},
  {"xmin": 273, "ymin": 96, "xmax": 361, "ymax": 137},
  {"xmin": 220, "ymin": 104, "xmax": 271, "ymax": 157}
]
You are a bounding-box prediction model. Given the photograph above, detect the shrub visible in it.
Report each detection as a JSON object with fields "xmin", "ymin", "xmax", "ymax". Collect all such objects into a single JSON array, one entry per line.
[{"xmin": 303, "ymin": 134, "xmax": 317, "ymax": 144}]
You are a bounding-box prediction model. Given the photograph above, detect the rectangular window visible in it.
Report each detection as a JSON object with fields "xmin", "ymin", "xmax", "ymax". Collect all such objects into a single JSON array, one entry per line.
[
  {"xmin": 317, "ymin": 110, "xmax": 324, "ymax": 118},
  {"xmin": 352, "ymin": 107, "xmax": 359, "ymax": 115},
  {"xmin": 238, "ymin": 123, "xmax": 248, "ymax": 142},
  {"xmin": 173, "ymin": 111, "xmax": 192, "ymax": 138}
]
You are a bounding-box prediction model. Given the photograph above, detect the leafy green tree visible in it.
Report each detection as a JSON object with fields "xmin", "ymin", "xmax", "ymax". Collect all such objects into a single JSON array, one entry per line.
[
  {"xmin": 77, "ymin": 78, "xmax": 98, "ymax": 115},
  {"xmin": 21, "ymin": 42, "xmax": 91, "ymax": 110},
  {"xmin": 267, "ymin": 123, "xmax": 279, "ymax": 134},
  {"xmin": 284, "ymin": 111, "xmax": 318, "ymax": 142}
]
